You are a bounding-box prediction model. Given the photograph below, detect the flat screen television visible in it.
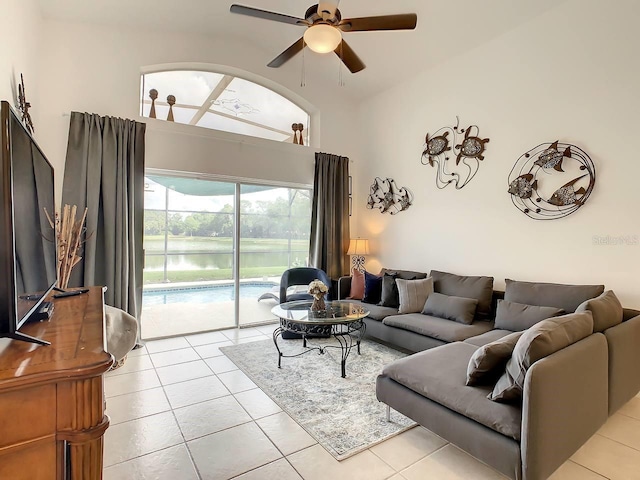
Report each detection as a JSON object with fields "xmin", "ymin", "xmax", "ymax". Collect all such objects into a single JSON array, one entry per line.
[{"xmin": 0, "ymin": 101, "xmax": 57, "ymax": 345}]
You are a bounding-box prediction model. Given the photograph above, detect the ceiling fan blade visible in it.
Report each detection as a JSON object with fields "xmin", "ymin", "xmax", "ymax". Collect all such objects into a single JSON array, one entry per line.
[
  {"xmin": 230, "ymin": 4, "xmax": 307, "ymax": 26},
  {"xmin": 334, "ymin": 40, "xmax": 365, "ymax": 73},
  {"xmin": 317, "ymin": 1, "xmax": 340, "ymax": 19},
  {"xmin": 267, "ymin": 37, "xmax": 306, "ymax": 68},
  {"xmin": 338, "ymin": 14, "xmax": 417, "ymax": 32}
]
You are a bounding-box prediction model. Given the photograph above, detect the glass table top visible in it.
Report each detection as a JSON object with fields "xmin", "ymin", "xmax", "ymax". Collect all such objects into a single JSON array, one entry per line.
[{"xmin": 271, "ymin": 300, "xmax": 370, "ymax": 324}]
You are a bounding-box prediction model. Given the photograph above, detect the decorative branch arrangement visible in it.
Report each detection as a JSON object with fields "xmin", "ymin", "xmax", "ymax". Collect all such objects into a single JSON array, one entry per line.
[
  {"xmin": 421, "ymin": 117, "xmax": 490, "ymax": 190},
  {"xmin": 507, "ymin": 141, "xmax": 596, "ymax": 220},
  {"xmin": 366, "ymin": 177, "xmax": 413, "ymax": 215},
  {"xmin": 45, "ymin": 205, "xmax": 89, "ymax": 289}
]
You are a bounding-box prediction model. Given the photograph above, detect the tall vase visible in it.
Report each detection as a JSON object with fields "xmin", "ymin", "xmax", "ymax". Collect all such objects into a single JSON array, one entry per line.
[{"xmin": 311, "ymin": 294, "xmax": 326, "ymax": 312}]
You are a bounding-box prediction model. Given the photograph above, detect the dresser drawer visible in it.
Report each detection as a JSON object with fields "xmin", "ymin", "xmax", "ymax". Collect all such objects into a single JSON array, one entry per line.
[{"xmin": 0, "ymin": 384, "xmax": 56, "ymax": 448}]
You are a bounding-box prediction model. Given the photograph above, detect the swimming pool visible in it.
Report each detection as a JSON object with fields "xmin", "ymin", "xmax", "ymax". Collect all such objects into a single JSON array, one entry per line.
[{"xmin": 143, "ymin": 282, "xmax": 278, "ymax": 305}]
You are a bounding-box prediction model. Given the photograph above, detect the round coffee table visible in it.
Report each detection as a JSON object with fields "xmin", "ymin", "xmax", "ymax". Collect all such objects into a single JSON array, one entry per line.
[{"xmin": 271, "ymin": 300, "xmax": 369, "ymax": 378}]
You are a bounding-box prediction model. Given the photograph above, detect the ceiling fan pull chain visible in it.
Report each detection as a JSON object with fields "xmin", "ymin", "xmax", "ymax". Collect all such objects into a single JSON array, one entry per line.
[{"xmin": 301, "ymin": 39, "xmax": 307, "ymax": 87}]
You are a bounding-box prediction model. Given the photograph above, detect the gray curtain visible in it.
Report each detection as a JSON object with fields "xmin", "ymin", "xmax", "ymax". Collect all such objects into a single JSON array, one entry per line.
[
  {"xmin": 61, "ymin": 112, "xmax": 145, "ymax": 320},
  {"xmin": 309, "ymin": 152, "xmax": 350, "ymax": 281}
]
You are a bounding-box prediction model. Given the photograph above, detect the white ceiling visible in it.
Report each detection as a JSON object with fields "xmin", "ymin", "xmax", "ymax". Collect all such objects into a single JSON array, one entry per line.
[{"xmin": 36, "ymin": 0, "xmax": 566, "ymax": 99}]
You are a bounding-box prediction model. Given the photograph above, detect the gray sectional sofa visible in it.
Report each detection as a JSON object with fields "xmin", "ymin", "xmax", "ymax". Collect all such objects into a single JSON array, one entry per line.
[{"xmin": 338, "ymin": 268, "xmax": 640, "ymax": 480}]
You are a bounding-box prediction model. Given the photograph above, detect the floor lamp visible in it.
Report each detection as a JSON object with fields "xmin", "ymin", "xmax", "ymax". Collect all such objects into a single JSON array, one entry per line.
[{"xmin": 347, "ymin": 238, "xmax": 370, "ymax": 273}]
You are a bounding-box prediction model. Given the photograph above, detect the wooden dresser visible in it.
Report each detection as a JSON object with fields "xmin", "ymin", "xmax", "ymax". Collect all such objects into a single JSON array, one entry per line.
[{"xmin": 0, "ymin": 287, "xmax": 113, "ymax": 480}]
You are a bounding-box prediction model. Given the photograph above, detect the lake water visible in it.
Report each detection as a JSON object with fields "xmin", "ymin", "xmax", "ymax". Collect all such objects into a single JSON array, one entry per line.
[{"xmin": 144, "ymin": 251, "xmax": 308, "ymax": 271}]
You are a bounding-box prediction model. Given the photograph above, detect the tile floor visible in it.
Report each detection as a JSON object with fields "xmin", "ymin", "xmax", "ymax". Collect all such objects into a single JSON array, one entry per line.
[{"xmin": 104, "ymin": 325, "xmax": 640, "ymax": 480}]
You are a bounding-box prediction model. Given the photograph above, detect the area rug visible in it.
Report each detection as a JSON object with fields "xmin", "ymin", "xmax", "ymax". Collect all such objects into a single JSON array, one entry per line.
[{"xmin": 220, "ymin": 338, "xmax": 416, "ymax": 460}]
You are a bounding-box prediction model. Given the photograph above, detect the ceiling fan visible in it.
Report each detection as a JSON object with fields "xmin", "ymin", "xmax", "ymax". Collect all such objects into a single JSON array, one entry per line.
[{"xmin": 230, "ymin": 2, "xmax": 417, "ymax": 73}]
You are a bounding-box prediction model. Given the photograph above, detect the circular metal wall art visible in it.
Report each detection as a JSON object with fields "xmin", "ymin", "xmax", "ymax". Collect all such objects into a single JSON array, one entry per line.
[{"xmin": 507, "ymin": 141, "xmax": 596, "ymax": 220}]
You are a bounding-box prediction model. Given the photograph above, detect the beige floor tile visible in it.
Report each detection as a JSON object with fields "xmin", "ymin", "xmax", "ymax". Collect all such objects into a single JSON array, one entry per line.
[
  {"xmin": 598, "ymin": 413, "xmax": 640, "ymax": 450},
  {"xmin": 370, "ymin": 426, "xmax": 447, "ymax": 471},
  {"xmin": 572, "ymin": 434, "xmax": 640, "ymax": 480},
  {"xmin": 234, "ymin": 458, "xmax": 302, "ymax": 480},
  {"xmin": 188, "ymin": 422, "xmax": 282, "ymax": 480},
  {"xmin": 221, "ymin": 327, "xmax": 264, "ymax": 341},
  {"xmin": 204, "ymin": 355, "xmax": 239, "ymax": 374},
  {"xmin": 388, "ymin": 476, "xmax": 408, "ymax": 480},
  {"xmin": 548, "ymin": 460, "xmax": 607, "ymax": 479},
  {"xmin": 106, "ymin": 387, "xmax": 170, "ymax": 425},
  {"xmin": 194, "ymin": 340, "xmax": 234, "ymax": 358},
  {"xmin": 174, "ymin": 395, "xmax": 251, "ymax": 441},
  {"xmin": 106, "ymin": 355, "xmax": 154, "ymax": 376},
  {"xmin": 103, "ymin": 412, "xmax": 183, "ymax": 467},
  {"xmin": 127, "ymin": 345, "xmax": 148, "ymax": 357},
  {"xmin": 235, "ymin": 388, "xmax": 282, "ymax": 419},
  {"xmin": 150, "ymin": 347, "xmax": 200, "ymax": 368},
  {"xmin": 103, "ymin": 444, "xmax": 198, "ymax": 480},
  {"xmin": 256, "ymin": 412, "xmax": 316, "ymax": 456},
  {"xmin": 104, "ymin": 369, "xmax": 161, "ymax": 398},
  {"xmin": 185, "ymin": 330, "xmax": 229, "ymax": 346},
  {"xmin": 287, "ymin": 444, "xmax": 395, "ymax": 480},
  {"xmin": 155, "ymin": 360, "xmax": 213, "ymax": 385},
  {"xmin": 618, "ymin": 396, "xmax": 640, "ymax": 421},
  {"xmin": 401, "ymin": 444, "xmax": 507, "ymax": 480},
  {"xmin": 145, "ymin": 336, "xmax": 191, "ymax": 354},
  {"xmin": 163, "ymin": 375, "xmax": 230, "ymax": 409},
  {"xmin": 236, "ymin": 335, "xmax": 270, "ymax": 344},
  {"xmin": 218, "ymin": 369, "xmax": 257, "ymax": 393},
  {"xmin": 255, "ymin": 323, "xmax": 279, "ymax": 336}
]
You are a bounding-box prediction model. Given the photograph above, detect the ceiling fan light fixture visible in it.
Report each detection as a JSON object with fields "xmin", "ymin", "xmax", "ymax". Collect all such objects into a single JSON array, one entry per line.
[{"xmin": 303, "ymin": 24, "xmax": 342, "ymax": 53}]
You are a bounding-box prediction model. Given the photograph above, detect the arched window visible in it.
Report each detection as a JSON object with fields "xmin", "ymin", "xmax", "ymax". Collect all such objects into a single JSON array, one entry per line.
[{"xmin": 140, "ymin": 70, "xmax": 310, "ymax": 145}]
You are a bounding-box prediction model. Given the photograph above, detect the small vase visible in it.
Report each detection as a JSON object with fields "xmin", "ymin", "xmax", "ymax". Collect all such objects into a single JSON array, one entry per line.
[{"xmin": 311, "ymin": 294, "xmax": 326, "ymax": 312}]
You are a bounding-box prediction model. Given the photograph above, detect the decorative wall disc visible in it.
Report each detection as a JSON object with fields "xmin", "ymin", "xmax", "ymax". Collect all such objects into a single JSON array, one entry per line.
[
  {"xmin": 366, "ymin": 177, "xmax": 413, "ymax": 215},
  {"xmin": 507, "ymin": 141, "xmax": 596, "ymax": 220},
  {"xmin": 421, "ymin": 117, "xmax": 489, "ymax": 190}
]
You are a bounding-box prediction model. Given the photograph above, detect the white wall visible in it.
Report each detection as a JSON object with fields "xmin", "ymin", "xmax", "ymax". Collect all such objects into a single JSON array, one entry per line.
[
  {"xmin": 0, "ymin": 0, "xmax": 42, "ymax": 129},
  {"xmin": 35, "ymin": 20, "xmax": 360, "ymax": 199},
  {"xmin": 354, "ymin": 0, "xmax": 640, "ymax": 307}
]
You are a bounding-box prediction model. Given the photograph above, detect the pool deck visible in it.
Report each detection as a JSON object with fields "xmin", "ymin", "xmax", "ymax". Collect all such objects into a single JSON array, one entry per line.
[{"xmin": 141, "ymin": 277, "xmax": 283, "ymax": 339}]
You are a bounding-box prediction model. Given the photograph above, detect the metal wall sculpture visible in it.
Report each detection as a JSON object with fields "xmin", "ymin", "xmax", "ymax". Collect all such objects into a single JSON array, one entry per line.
[
  {"xmin": 366, "ymin": 177, "xmax": 412, "ymax": 215},
  {"xmin": 421, "ymin": 117, "xmax": 490, "ymax": 190},
  {"xmin": 508, "ymin": 141, "xmax": 596, "ymax": 220}
]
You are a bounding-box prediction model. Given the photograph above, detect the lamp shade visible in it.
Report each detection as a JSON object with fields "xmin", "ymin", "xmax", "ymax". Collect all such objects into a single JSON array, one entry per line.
[
  {"xmin": 347, "ymin": 238, "xmax": 370, "ymax": 256},
  {"xmin": 303, "ymin": 24, "xmax": 342, "ymax": 53}
]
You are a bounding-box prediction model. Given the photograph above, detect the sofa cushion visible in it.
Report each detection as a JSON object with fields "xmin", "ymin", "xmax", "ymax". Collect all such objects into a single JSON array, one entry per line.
[
  {"xmin": 494, "ymin": 299, "xmax": 564, "ymax": 332},
  {"xmin": 467, "ymin": 331, "xmax": 524, "ymax": 386},
  {"xmin": 381, "ymin": 268, "xmax": 428, "ymax": 280},
  {"xmin": 397, "ymin": 277, "xmax": 434, "ymax": 314},
  {"xmin": 464, "ymin": 329, "xmax": 516, "ymax": 347},
  {"xmin": 348, "ymin": 268, "xmax": 365, "ymax": 300},
  {"xmin": 363, "ymin": 271, "xmax": 382, "ymax": 304},
  {"xmin": 576, "ymin": 290, "xmax": 623, "ymax": 333},
  {"xmin": 490, "ymin": 311, "xmax": 594, "ymax": 402},
  {"xmin": 347, "ymin": 300, "xmax": 398, "ymax": 321},
  {"xmin": 430, "ymin": 270, "xmax": 494, "ymax": 318},
  {"xmin": 383, "ymin": 314, "xmax": 494, "ymax": 342},
  {"xmin": 379, "ymin": 273, "xmax": 400, "ymax": 308},
  {"xmin": 382, "ymin": 342, "xmax": 522, "ymax": 440},
  {"xmin": 504, "ymin": 279, "xmax": 604, "ymax": 313},
  {"xmin": 422, "ymin": 292, "xmax": 478, "ymax": 325}
]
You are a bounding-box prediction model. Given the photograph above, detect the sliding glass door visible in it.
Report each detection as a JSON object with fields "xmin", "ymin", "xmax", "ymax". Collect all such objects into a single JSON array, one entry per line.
[{"xmin": 141, "ymin": 172, "xmax": 311, "ymax": 339}]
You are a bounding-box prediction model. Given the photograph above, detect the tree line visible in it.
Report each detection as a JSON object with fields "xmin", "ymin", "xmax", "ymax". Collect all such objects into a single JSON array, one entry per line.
[{"xmin": 144, "ymin": 194, "xmax": 311, "ymax": 239}]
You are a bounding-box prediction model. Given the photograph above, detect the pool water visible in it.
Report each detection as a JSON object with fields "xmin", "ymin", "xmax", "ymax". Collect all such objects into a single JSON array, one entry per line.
[{"xmin": 143, "ymin": 282, "xmax": 278, "ymax": 305}]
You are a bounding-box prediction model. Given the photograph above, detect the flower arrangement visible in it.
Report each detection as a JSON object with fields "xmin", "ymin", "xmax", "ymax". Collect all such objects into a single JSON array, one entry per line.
[{"xmin": 308, "ymin": 279, "xmax": 328, "ymax": 312}]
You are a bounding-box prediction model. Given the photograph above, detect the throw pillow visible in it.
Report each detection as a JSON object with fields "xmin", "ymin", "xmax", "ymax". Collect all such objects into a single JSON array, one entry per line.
[
  {"xmin": 504, "ymin": 279, "xmax": 604, "ymax": 313},
  {"xmin": 362, "ymin": 271, "xmax": 382, "ymax": 304},
  {"xmin": 489, "ymin": 311, "xmax": 594, "ymax": 403},
  {"xmin": 575, "ymin": 290, "xmax": 623, "ymax": 333},
  {"xmin": 422, "ymin": 292, "xmax": 478, "ymax": 325},
  {"xmin": 494, "ymin": 300, "xmax": 564, "ymax": 332},
  {"xmin": 379, "ymin": 273, "xmax": 402, "ymax": 308},
  {"xmin": 397, "ymin": 277, "xmax": 434, "ymax": 314},
  {"xmin": 466, "ymin": 331, "xmax": 524, "ymax": 386},
  {"xmin": 430, "ymin": 270, "xmax": 494, "ymax": 318},
  {"xmin": 348, "ymin": 269, "xmax": 365, "ymax": 300}
]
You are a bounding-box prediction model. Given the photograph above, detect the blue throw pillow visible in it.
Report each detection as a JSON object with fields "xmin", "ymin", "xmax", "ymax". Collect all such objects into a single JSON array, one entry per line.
[{"xmin": 363, "ymin": 271, "xmax": 382, "ymax": 304}]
